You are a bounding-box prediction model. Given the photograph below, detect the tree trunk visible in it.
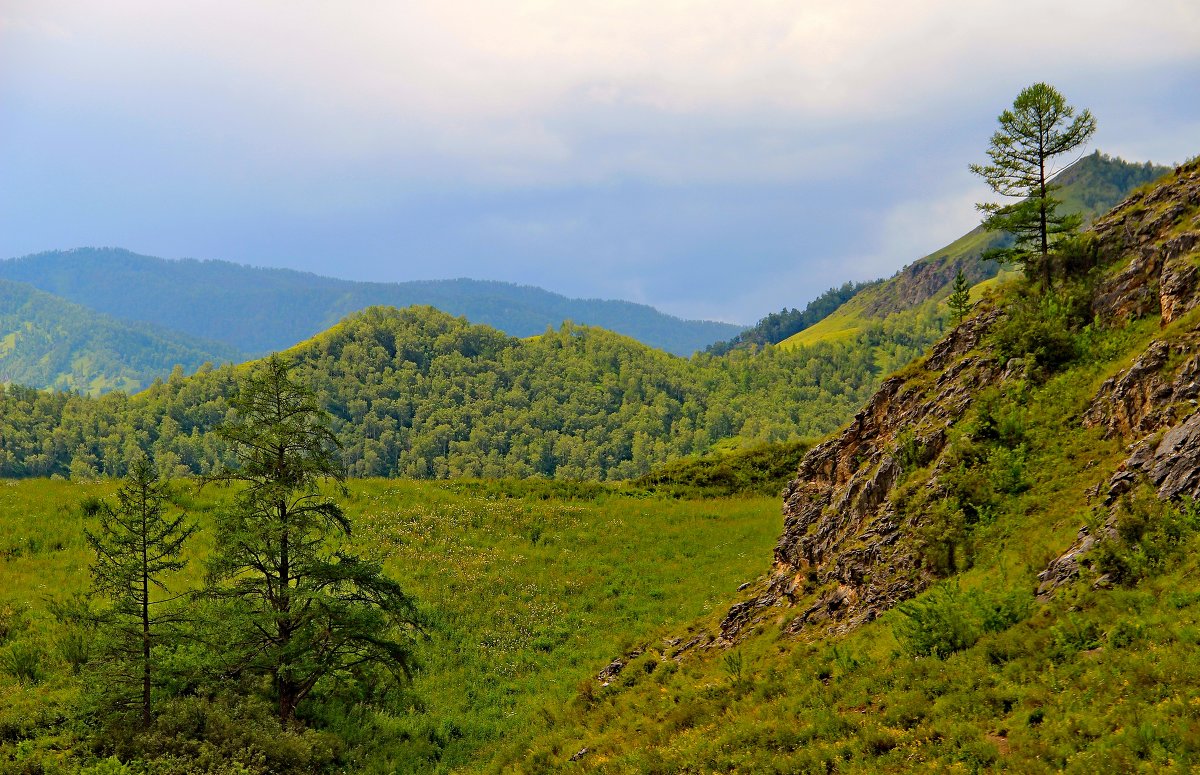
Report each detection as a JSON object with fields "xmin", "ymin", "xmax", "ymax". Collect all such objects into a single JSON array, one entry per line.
[
  {"xmin": 279, "ymin": 676, "xmax": 298, "ymax": 729},
  {"xmin": 142, "ymin": 494, "xmax": 152, "ymax": 729},
  {"xmin": 278, "ymin": 496, "xmax": 293, "ymax": 727},
  {"xmin": 1039, "ymin": 147, "xmax": 1050, "ymax": 290}
]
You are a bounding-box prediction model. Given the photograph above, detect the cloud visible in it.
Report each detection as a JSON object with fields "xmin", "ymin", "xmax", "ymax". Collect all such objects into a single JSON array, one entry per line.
[
  {"xmin": 1, "ymin": 1, "xmax": 1197, "ymax": 324},
  {"xmin": 5, "ymin": 0, "xmax": 1198, "ymax": 187}
]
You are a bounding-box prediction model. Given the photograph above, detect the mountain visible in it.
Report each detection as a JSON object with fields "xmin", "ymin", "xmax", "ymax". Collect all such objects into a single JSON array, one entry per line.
[
  {"xmin": 0, "ymin": 249, "xmax": 741, "ymax": 357},
  {"xmin": 0, "ymin": 306, "xmax": 885, "ymax": 479},
  {"xmin": 776, "ymin": 151, "xmax": 1168, "ymax": 350},
  {"xmin": 506, "ymin": 157, "xmax": 1200, "ymax": 770},
  {"xmin": 704, "ymin": 279, "xmax": 880, "ymax": 355},
  {"xmin": 0, "ymin": 279, "xmax": 242, "ymax": 394}
]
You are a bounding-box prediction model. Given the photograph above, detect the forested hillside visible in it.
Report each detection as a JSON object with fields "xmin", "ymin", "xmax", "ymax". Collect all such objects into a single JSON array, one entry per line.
[
  {"xmin": 704, "ymin": 280, "xmax": 879, "ymax": 355},
  {"xmin": 0, "ymin": 305, "xmax": 917, "ymax": 481},
  {"xmin": 0, "ymin": 249, "xmax": 741, "ymax": 357},
  {"xmin": 0, "ymin": 279, "xmax": 242, "ymax": 394}
]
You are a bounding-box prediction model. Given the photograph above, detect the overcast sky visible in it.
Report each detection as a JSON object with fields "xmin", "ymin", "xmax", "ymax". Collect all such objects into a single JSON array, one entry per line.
[{"xmin": 2, "ymin": 1, "xmax": 1198, "ymax": 324}]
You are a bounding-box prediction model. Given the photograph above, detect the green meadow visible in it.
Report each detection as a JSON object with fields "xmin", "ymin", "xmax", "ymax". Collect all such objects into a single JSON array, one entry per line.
[{"xmin": 0, "ymin": 478, "xmax": 781, "ymax": 772}]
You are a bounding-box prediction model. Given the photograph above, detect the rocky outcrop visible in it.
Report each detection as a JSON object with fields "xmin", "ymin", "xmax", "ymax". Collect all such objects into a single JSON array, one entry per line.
[
  {"xmin": 725, "ymin": 159, "xmax": 1200, "ymax": 635},
  {"xmin": 1082, "ymin": 336, "xmax": 1200, "ymax": 438},
  {"xmin": 720, "ymin": 310, "xmax": 1005, "ymax": 640},
  {"xmin": 1041, "ymin": 161, "xmax": 1200, "ymax": 593}
]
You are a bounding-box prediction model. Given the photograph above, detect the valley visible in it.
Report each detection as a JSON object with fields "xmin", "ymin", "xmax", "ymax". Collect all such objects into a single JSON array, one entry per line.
[{"xmin": 0, "ymin": 92, "xmax": 1195, "ymax": 775}]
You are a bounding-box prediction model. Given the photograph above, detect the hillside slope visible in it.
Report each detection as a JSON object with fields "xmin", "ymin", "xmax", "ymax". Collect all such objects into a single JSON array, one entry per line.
[
  {"xmin": 780, "ymin": 152, "xmax": 1167, "ymax": 350},
  {"xmin": 502, "ymin": 157, "xmax": 1200, "ymax": 772},
  {"xmin": 0, "ymin": 279, "xmax": 242, "ymax": 394},
  {"xmin": 0, "ymin": 249, "xmax": 740, "ymax": 357}
]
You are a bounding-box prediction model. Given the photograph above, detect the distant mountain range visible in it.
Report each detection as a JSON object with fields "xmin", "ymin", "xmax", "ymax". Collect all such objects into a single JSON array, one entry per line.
[
  {"xmin": 0, "ymin": 249, "xmax": 741, "ymax": 360},
  {"xmin": 0, "ymin": 152, "xmax": 1169, "ymax": 396}
]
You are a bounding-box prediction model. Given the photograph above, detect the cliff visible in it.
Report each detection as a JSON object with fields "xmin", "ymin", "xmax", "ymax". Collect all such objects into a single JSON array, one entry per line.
[{"xmin": 722, "ymin": 157, "xmax": 1200, "ymax": 641}]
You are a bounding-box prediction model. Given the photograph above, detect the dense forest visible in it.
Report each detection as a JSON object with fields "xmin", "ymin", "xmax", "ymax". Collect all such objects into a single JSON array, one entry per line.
[
  {"xmin": 0, "ymin": 304, "xmax": 947, "ymax": 481},
  {"xmin": 0, "ymin": 279, "xmax": 241, "ymax": 394},
  {"xmin": 0, "ymin": 250, "xmax": 741, "ymax": 357}
]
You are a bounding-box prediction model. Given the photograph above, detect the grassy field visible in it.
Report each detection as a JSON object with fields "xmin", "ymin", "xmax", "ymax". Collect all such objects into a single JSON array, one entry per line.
[
  {"xmin": 0, "ymin": 478, "xmax": 782, "ymax": 772},
  {"xmin": 495, "ymin": 297, "xmax": 1200, "ymax": 774}
]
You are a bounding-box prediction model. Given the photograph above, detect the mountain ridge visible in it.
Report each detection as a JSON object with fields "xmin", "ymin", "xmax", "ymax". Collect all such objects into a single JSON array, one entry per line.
[
  {"xmin": 777, "ymin": 152, "xmax": 1169, "ymax": 350},
  {"xmin": 0, "ymin": 248, "xmax": 742, "ymax": 357}
]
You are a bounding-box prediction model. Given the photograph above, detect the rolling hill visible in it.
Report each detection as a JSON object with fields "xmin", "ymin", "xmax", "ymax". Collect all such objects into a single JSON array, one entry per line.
[
  {"xmin": 0, "ymin": 279, "xmax": 243, "ymax": 394},
  {"xmin": 0, "ymin": 306, "xmax": 886, "ymax": 480},
  {"xmin": 0, "ymin": 249, "xmax": 741, "ymax": 357}
]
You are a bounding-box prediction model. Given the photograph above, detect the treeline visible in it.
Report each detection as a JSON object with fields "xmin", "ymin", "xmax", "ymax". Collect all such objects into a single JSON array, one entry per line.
[
  {"xmin": 0, "ymin": 305, "xmax": 947, "ymax": 481},
  {"xmin": 705, "ymin": 280, "xmax": 879, "ymax": 355}
]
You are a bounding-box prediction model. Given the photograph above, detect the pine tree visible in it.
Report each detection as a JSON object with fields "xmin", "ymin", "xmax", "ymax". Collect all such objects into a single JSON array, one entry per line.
[
  {"xmin": 204, "ymin": 354, "xmax": 422, "ymax": 727},
  {"xmin": 947, "ymin": 269, "xmax": 972, "ymax": 324},
  {"xmin": 85, "ymin": 457, "xmax": 195, "ymax": 728},
  {"xmin": 970, "ymin": 83, "xmax": 1096, "ymax": 289}
]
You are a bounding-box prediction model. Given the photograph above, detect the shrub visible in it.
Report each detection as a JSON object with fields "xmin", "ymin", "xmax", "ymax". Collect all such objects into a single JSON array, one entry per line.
[
  {"xmin": 1050, "ymin": 614, "xmax": 1102, "ymax": 661},
  {"xmin": 991, "ymin": 291, "xmax": 1086, "ymax": 374},
  {"xmin": 894, "ymin": 584, "xmax": 980, "ymax": 658},
  {"xmin": 1, "ymin": 640, "xmax": 46, "ymax": 685},
  {"xmin": 986, "ymin": 445, "xmax": 1029, "ymax": 495},
  {"xmin": 1095, "ymin": 492, "xmax": 1200, "ymax": 584},
  {"xmin": 1108, "ymin": 620, "xmax": 1146, "ymax": 649},
  {"xmin": 914, "ymin": 498, "xmax": 970, "ymax": 576},
  {"xmin": 0, "ymin": 602, "xmax": 30, "ymax": 644},
  {"xmin": 894, "ymin": 583, "xmax": 1034, "ymax": 659}
]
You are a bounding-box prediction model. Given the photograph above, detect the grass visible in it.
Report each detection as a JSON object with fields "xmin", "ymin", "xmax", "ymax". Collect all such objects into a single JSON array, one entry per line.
[
  {"xmin": 486, "ymin": 281, "xmax": 1200, "ymax": 773},
  {"xmin": 0, "ymin": 478, "xmax": 782, "ymax": 773}
]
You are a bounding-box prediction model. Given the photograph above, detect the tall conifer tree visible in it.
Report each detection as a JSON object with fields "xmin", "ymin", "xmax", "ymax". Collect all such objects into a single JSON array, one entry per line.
[
  {"xmin": 970, "ymin": 83, "xmax": 1096, "ymax": 289},
  {"xmin": 947, "ymin": 269, "xmax": 972, "ymax": 324},
  {"xmin": 204, "ymin": 355, "xmax": 422, "ymax": 727},
  {"xmin": 86, "ymin": 457, "xmax": 195, "ymax": 728}
]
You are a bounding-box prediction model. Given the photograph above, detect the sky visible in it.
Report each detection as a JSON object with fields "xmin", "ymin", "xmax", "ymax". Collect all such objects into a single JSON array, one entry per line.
[{"xmin": 1, "ymin": 2, "xmax": 1198, "ymax": 325}]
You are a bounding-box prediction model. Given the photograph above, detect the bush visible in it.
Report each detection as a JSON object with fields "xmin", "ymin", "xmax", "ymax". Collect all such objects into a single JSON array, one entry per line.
[
  {"xmin": 97, "ymin": 694, "xmax": 340, "ymax": 775},
  {"xmin": 1, "ymin": 640, "xmax": 46, "ymax": 685},
  {"xmin": 1050, "ymin": 614, "xmax": 1102, "ymax": 661},
  {"xmin": 0, "ymin": 602, "xmax": 30, "ymax": 644},
  {"xmin": 894, "ymin": 583, "xmax": 1034, "ymax": 659},
  {"xmin": 1095, "ymin": 492, "xmax": 1200, "ymax": 584},
  {"xmin": 991, "ymin": 290, "xmax": 1087, "ymax": 374},
  {"xmin": 894, "ymin": 584, "xmax": 981, "ymax": 658},
  {"xmin": 909, "ymin": 493, "xmax": 970, "ymax": 576}
]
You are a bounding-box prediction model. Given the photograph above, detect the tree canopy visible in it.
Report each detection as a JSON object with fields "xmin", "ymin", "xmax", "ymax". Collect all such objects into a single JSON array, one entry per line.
[
  {"xmin": 970, "ymin": 82, "xmax": 1096, "ymax": 288},
  {"xmin": 204, "ymin": 355, "xmax": 422, "ymax": 726}
]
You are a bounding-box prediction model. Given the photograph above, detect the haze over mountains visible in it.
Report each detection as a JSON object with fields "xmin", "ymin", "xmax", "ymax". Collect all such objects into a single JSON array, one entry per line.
[
  {"xmin": 0, "ymin": 249, "xmax": 741, "ymax": 359},
  {"xmin": 0, "ymin": 152, "xmax": 1170, "ymax": 397}
]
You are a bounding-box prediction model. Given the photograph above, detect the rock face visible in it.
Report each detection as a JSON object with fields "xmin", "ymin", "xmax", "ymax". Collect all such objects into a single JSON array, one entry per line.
[
  {"xmin": 1039, "ymin": 161, "xmax": 1200, "ymax": 594},
  {"xmin": 720, "ymin": 309, "xmax": 1005, "ymax": 640},
  {"xmin": 723, "ymin": 159, "xmax": 1200, "ymax": 639}
]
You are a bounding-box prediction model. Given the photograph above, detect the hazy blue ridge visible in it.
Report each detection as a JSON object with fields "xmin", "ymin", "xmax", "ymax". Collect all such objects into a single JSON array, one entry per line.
[{"xmin": 0, "ymin": 250, "xmax": 742, "ymax": 357}]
